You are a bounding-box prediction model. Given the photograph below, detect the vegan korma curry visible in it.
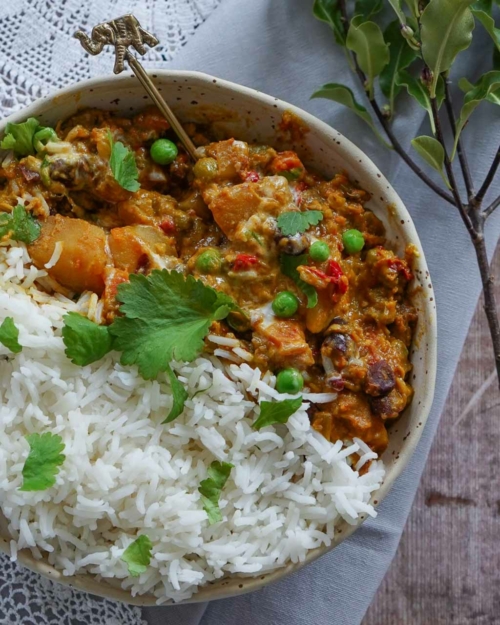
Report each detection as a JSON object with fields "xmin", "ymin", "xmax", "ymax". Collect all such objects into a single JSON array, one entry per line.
[{"xmin": 0, "ymin": 107, "xmax": 416, "ymax": 454}]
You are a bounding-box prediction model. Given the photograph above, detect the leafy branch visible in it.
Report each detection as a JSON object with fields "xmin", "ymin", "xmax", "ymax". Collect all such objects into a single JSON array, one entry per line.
[{"xmin": 313, "ymin": 0, "xmax": 500, "ymax": 389}]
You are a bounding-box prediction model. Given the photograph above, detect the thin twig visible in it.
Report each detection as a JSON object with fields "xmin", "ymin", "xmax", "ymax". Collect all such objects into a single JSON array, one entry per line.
[
  {"xmin": 484, "ymin": 194, "xmax": 500, "ymax": 218},
  {"xmin": 337, "ymin": 0, "xmax": 455, "ymax": 206},
  {"xmin": 429, "ymin": 96, "xmax": 476, "ymax": 238},
  {"xmin": 475, "ymin": 145, "xmax": 500, "ymax": 205},
  {"xmin": 443, "ymin": 77, "xmax": 474, "ymax": 201}
]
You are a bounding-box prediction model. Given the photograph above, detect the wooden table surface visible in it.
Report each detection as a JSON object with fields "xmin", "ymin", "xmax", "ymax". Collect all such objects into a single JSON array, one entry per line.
[{"xmin": 363, "ymin": 244, "xmax": 500, "ymax": 625}]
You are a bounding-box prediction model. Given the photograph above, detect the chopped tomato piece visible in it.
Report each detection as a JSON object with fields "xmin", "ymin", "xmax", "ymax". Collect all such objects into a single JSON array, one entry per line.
[
  {"xmin": 233, "ymin": 253, "xmax": 259, "ymax": 271},
  {"xmin": 244, "ymin": 170, "xmax": 260, "ymax": 182}
]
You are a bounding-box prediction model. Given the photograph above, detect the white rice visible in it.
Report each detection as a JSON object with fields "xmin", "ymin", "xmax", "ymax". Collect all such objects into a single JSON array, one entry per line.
[{"xmin": 0, "ymin": 242, "xmax": 385, "ymax": 604}]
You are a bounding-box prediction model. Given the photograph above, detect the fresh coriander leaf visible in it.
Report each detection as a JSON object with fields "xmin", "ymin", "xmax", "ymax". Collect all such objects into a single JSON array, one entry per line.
[
  {"xmin": 108, "ymin": 130, "xmax": 140, "ymax": 192},
  {"xmin": 62, "ymin": 312, "xmax": 113, "ymax": 366},
  {"xmin": 0, "ymin": 317, "xmax": 22, "ymax": 353},
  {"xmin": 19, "ymin": 432, "xmax": 65, "ymax": 492},
  {"xmin": 198, "ymin": 461, "xmax": 234, "ymax": 525},
  {"xmin": 110, "ymin": 270, "xmax": 238, "ymax": 380},
  {"xmin": 121, "ymin": 535, "xmax": 153, "ymax": 577},
  {"xmin": 280, "ymin": 254, "xmax": 318, "ymax": 309},
  {"xmin": 420, "ymin": 0, "xmax": 475, "ymax": 98},
  {"xmin": 163, "ymin": 364, "xmax": 188, "ymax": 423},
  {"xmin": 1, "ymin": 118, "xmax": 40, "ymax": 156},
  {"xmin": 411, "ymin": 136, "xmax": 451, "ymax": 188},
  {"xmin": 346, "ymin": 17, "xmax": 390, "ymax": 99},
  {"xmin": 0, "ymin": 205, "xmax": 41, "ymax": 244},
  {"xmin": 253, "ymin": 397, "xmax": 303, "ymax": 430},
  {"xmin": 277, "ymin": 210, "xmax": 324, "ymax": 236}
]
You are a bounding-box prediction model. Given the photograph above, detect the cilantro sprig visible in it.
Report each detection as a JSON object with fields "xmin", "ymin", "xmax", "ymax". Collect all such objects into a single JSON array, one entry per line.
[
  {"xmin": 19, "ymin": 432, "xmax": 66, "ymax": 492},
  {"xmin": 252, "ymin": 398, "xmax": 303, "ymax": 430},
  {"xmin": 110, "ymin": 270, "xmax": 237, "ymax": 380},
  {"xmin": 0, "ymin": 205, "xmax": 41, "ymax": 244},
  {"xmin": 280, "ymin": 254, "xmax": 318, "ymax": 308},
  {"xmin": 0, "ymin": 317, "xmax": 22, "ymax": 353},
  {"xmin": 198, "ymin": 461, "xmax": 234, "ymax": 525},
  {"xmin": 277, "ymin": 210, "xmax": 324, "ymax": 236},
  {"xmin": 62, "ymin": 313, "xmax": 113, "ymax": 366},
  {"xmin": 121, "ymin": 535, "xmax": 153, "ymax": 577},
  {"xmin": 1, "ymin": 118, "xmax": 57, "ymax": 157},
  {"xmin": 108, "ymin": 130, "xmax": 140, "ymax": 192},
  {"xmin": 164, "ymin": 364, "xmax": 188, "ymax": 423}
]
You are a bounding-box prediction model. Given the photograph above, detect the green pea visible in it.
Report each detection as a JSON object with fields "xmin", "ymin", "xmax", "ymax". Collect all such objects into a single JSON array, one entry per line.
[
  {"xmin": 193, "ymin": 157, "xmax": 218, "ymax": 182},
  {"xmin": 276, "ymin": 368, "xmax": 304, "ymax": 394},
  {"xmin": 227, "ymin": 310, "xmax": 251, "ymax": 333},
  {"xmin": 150, "ymin": 139, "xmax": 178, "ymax": 165},
  {"xmin": 272, "ymin": 291, "xmax": 299, "ymax": 318},
  {"xmin": 309, "ymin": 240, "xmax": 330, "ymax": 262},
  {"xmin": 195, "ymin": 249, "xmax": 222, "ymax": 274},
  {"xmin": 342, "ymin": 229, "xmax": 365, "ymax": 254}
]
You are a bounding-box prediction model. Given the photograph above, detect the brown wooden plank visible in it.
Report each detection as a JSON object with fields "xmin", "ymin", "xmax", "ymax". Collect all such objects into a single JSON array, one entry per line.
[{"xmin": 363, "ymin": 242, "xmax": 500, "ymax": 625}]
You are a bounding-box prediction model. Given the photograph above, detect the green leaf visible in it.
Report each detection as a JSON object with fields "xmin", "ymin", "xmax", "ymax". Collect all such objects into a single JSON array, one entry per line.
[
  {"xmin": 451, "ymin": 71, "xmax": 500, "ymax": 158},
  {"xmin": 109, "ymin": 270, "xmax": 237, "ymax": 380},
  {"xmin": 19, "ymin": 432, "xmax": 65, "ymax": 492},
  {"xmin": 420, "ymin": 0, "xmax": 476, "ymax": 97},
  {"xmin": 388, "ymin": 0, "xmax": 408, "ymax": 23},
  {"xmin": 354, "ymin": 0, "xmax": 384, "ymax": 20},
  {"xmin": 396, "ymin": 70, "xmax": 445, "ymax": 133},
  {"xmin": 471, "ymin": 3, "xmax": 500, "ymax": 51},
  {"xmin": 108, "ymin": 130, "xmax": 140, "ymax": 192},
  {"xmin": 380, "ymin": 21, "xmax": 418, "ymax": 115},
  {"xmin": 198, "ymin": 461, "xmax": 233, "ymax": 525},
  {"xmin": 0, "ymin": 205, "xmax": 41, "ymax": 244},
  {"xmin": 311, "ymin": 83, "xmax": 391, "ymax": 147},
  {"xmin": 458, "ymin": 76, "xmax": 500, "ymax": 103},
  {"xmin": 1, "ymin": 118, "xmax": 40, "ymax": 156},
  {"xmin": 62, "ymin": 312, "xmax": 113, "ymax": 366},
  {"xmin": 121, "ymin": 535, "xmax": 152, "ymax": 577},
  {"xmin": 0, "ymin": 317, "xmax": 22, "ymax": 353},
  {"xmin": 279, "ymin": 254, "xmax": 318, "ymax": 309},
  {"xmin": 313, "ymin": 0, "xmax": 345, "ymax": 45},
  {"xmin": 494, "ymin": 46, "xmax": 500, "ymax": 69},
  {"xmin": 253, "ymin": 397, "xmax": 303, "ymax": 430},
  {"xmin": 163, "ymin": 364, "xmax": 188, "ymax": 423},
  {"xmin": 411, "ymin": 136, "xmax": 450, "ymax": 188},
  {"xmin": 277, "ymin": 210, "xmax": 324, "ymax": 236},
  {"xmin": 346, "ymin": 17, "xmax": 390, "ymax": 99}
]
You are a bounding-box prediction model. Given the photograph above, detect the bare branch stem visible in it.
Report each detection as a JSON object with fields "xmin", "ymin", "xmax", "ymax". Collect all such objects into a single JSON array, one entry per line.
[
  {"xmin": 476, "ymin": 145, "xmax": 500, "ymax": 206},
  {"xmin": 484, "ymin": 195, "xmax": 500, "ymax": 218},
  {"xmin": 429, "ymin": 96, "xmax": 476, "ymax": 238},
  {"xmin": 443, "ymin": 78, "xmax": 474, "ymax": 201}
]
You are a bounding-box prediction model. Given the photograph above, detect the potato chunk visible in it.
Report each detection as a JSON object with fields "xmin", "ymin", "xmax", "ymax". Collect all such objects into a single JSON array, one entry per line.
[
  {"xmin": 29, "ymin": 215, "xmax": 108, "ymax": 294},
  {"xmin": 108, "ymin": 225, "xmax": 177, "ymax": 273},
  {"xmin": 117, "ymin": 189, "xmax": 190, "ymax": 231}
]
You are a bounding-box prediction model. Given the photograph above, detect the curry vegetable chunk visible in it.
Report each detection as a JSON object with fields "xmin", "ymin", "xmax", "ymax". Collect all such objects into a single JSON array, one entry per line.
[{"xmin": 0, "ymin": 107, "xmax": 417, "ymax": 455}]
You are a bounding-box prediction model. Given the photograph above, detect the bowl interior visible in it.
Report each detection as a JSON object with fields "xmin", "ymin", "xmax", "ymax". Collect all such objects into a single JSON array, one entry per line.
[{"xmin": 0, "ymin": 71, "xmax": 437, "ymax": 606}]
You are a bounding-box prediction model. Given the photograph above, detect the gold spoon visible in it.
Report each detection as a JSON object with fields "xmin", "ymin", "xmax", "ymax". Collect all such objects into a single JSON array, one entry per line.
[{"xmin": 74, "ymin": 14, "xmax": 198, "ymax": 161}]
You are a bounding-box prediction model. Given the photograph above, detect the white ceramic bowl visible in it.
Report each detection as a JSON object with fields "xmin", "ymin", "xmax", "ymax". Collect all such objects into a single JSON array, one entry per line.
[{"xmin": 0, "ymin": 70, "xmax": 437, "ymax": 606}]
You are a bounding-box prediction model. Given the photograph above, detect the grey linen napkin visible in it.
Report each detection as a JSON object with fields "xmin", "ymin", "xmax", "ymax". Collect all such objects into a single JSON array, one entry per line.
[{"xmin": 142, "ymin": 1, "xmax": 500, "ymax": 624}]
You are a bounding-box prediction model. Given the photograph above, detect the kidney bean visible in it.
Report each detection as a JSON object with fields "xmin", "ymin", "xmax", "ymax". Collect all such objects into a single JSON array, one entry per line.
[{"xmin": 365, "ymin": 360, "xmax": 396, "ymax": 396}]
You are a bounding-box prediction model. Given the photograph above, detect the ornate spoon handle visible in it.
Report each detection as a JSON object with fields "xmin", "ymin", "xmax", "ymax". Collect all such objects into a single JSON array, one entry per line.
[{"xmin": 74, "ymin": 14, "xmax": 198, "ymax": 161}]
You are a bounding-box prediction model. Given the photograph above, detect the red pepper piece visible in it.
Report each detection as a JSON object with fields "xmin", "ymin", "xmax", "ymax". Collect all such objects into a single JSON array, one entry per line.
[
  {"xmin": 159, "ymin": 216, "xmax": 176, "ymax": 234},
  {"xmin": 326, "ymin": 260, "xmax": 349, "ymax": 295},
  {"xmin": 244, "ymin": 170, "xmax": 260, "ymax": 182},
  {"xmin": 387, "ymin": 258, "xmax": 413, "ymax": 281},
  {"xmin": 233, "ymin": 253, "xmax": 259, "ymax": 271}
]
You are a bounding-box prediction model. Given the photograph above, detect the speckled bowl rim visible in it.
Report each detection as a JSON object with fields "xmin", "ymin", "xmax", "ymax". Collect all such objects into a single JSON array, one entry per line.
[{"xmin": 0, "ymin": 70, "xmax": 437, "ymax": 607}]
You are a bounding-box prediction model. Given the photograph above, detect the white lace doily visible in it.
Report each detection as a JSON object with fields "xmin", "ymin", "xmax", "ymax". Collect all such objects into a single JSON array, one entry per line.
[{"xmin": 0, "ymin": 1, "xmax": 219, "ymax": 623}]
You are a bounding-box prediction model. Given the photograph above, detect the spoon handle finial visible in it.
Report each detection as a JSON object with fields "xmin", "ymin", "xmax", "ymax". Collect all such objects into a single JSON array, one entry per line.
[{"xmin": 74, "ymin": 15, "xmax": 198, "ymax": 161}]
